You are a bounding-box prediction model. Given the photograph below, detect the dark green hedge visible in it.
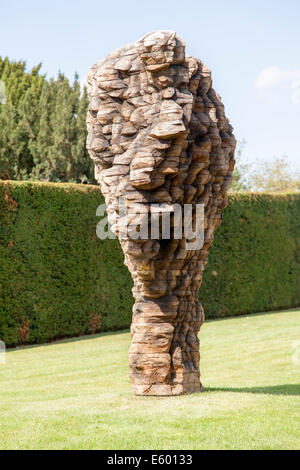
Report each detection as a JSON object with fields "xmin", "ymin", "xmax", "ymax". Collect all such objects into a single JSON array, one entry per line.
[
  {"xmin": 0, "ymin": 181, "xmax": 133, "ymax": 346},
  {"xmin": 200, "ymin": 192, "xmax": 300, "ymax": 317},
  {"xmin": 0, "ymin": 181, "xmax": 299, "ymax": 346}
]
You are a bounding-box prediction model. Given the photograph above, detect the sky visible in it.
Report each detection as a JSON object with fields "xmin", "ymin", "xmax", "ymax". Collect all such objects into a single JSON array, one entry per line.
[{"xmin": 1, "ymin": 0, "xmax": 300, "ymax": 170}]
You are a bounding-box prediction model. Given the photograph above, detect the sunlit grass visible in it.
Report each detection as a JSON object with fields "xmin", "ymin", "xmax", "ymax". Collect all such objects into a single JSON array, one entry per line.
[{"xmin": 0, "ymin": 309, "xmax": 299, "ymax": 449}]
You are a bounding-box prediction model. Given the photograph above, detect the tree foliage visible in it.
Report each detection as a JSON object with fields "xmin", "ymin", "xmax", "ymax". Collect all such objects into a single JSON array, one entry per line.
[
  {"xmin": 0, "ymin": 57, "xmax": 94, "ymax": 183},
  {"xmin": 232, "ymin": 141, "xmax": 300, "ymax": 193},
  {"xmin": 247, "ymin": 157, "xmax": 300, "ymax": 193},
  {"xmin": 2, "ymin": 56, "xmax": 299, "ymax": 191}
]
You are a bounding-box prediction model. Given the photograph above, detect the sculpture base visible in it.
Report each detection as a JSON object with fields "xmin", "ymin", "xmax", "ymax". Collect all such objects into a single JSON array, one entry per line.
[
  {"xmin": 132, "ymin": 381, "xmax": 204, "ymax": 396},
  {"xmin": 129, "ymin": 296, "xmax": 204, "ymax": 396}
]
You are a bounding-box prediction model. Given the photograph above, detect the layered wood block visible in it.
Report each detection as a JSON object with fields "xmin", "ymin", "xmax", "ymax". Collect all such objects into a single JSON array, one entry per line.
[{"xmin": 86, "ymin": 31, "xmax": 236, "ymax": 395}]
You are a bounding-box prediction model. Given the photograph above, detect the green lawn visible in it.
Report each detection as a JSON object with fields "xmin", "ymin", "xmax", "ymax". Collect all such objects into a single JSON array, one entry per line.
[{"xmin": 0, "ymin": 309, "xmax": 299, "ymax": 450}]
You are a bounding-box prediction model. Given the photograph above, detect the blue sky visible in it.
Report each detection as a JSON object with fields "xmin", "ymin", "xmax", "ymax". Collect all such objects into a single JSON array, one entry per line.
[{"xmin": 1, "ymin": 0, "xmax": 300, "ymax": 169}]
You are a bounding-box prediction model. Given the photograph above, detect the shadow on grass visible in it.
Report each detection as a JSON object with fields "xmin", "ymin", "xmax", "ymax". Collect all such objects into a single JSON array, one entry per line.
[{"xmin": 207, "ymin": 384, "xmax": 300, "ymax": 396}]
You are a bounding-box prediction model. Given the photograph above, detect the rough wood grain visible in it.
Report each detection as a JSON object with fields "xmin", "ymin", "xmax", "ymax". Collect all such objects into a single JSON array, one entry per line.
[{"xmin": 87, "ymin": 31, "xmax": 236, "ymax": 395}]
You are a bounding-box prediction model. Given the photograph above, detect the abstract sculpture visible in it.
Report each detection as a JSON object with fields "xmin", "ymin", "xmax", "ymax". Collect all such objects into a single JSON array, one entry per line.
[{"xmin": 87, "ymin": 31, "xmax": 236, "ymax": 395}]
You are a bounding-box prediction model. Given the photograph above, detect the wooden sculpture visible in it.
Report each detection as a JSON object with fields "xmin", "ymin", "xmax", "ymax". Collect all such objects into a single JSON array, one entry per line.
[{"xmin": 87, "ymin": 31, "xmax": 235, "ymax": 395}]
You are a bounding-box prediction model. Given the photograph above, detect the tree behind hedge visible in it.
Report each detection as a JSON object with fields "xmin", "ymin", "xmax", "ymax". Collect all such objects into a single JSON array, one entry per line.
[{"xmin": 0, "ymin": 57, "xmax": 94, "ymax": 183}]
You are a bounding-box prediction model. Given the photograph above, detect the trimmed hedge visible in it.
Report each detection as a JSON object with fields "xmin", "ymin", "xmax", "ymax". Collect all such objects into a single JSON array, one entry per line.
[
  {"xmin": 0, "ymin": 181, "xmax": 299, "ymax": 346},
  {"xmin": 201, "ymin": 192, "xmax": 300, "ymax": 317},
  {"xmin": 0, "ymin": 181, "xmax": 133, "ymax": 346}
]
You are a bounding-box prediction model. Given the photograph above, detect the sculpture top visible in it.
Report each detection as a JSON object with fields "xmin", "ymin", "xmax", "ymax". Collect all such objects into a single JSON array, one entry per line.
[{"xmin": 87, "ymin": 30, "xmax": 235, "ymax": 197}]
